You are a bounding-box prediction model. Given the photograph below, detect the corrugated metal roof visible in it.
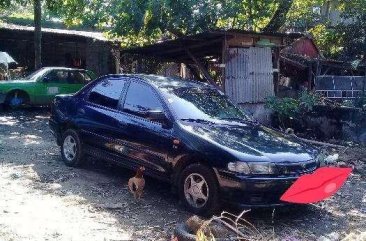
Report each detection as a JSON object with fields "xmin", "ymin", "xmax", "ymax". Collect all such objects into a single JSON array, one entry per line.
[
  {"xmin": 122, "ymin": 29, "xmax": 303, "ymax": 62},
  {"xmin": 0, "ymin": 23, "xmax": 110, "ymax": 42}
]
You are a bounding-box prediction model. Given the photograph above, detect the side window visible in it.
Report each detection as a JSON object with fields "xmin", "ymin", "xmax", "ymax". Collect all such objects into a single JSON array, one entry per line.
[
  {"xmin": 123, "ymin": 82, "xmax": 164, "ymax": 118},
  {"xmin": 69, "ymin": 71, "xmax": 92, "ymax": 84},
  {"xmin": 44, "ymin": 70, "xmax": 68, "ymax": 83},
  {"xmin": 88, "ymin": 78, "xmax": 126, "ymax": 109}
]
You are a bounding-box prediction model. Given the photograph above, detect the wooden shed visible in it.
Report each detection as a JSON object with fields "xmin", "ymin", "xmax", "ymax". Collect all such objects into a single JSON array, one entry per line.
[
  {"xmin": 0, "ymin": 23, "xmax": 120, "ymax": 77},
  {"xmin": 122, "ymin": 30, "xmax": 302, "ymax": 105}
]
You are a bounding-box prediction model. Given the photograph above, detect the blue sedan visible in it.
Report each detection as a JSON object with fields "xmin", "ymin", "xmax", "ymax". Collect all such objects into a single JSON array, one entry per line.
[{"xmin": 49, "ymin": 74, "xmax": 319, "ymax": 215}]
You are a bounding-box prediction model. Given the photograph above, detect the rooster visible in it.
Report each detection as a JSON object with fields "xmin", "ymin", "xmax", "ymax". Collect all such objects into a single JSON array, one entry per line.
[{"xmin": 128, "ymin": 166, "xmax": 145, "ymax": 199}]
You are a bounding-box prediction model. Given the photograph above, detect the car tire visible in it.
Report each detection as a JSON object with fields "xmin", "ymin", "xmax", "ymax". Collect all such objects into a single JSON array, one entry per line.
[
  {"xmin": 61, "ymin": 129, "xmax": 84, "ymax": 167},
  {"xmin": 5, "ymin": 91, "xmax": 30, "ymax": 110},
  {"xmin": 178, "ymin": 163, "xmax": 220, "ymax": 216}
]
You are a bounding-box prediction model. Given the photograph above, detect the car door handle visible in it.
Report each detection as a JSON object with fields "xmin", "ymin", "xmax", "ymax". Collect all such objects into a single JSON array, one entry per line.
[{"xmin": 77, "ymin": 108, "xmax": 85, "ymax": 115}]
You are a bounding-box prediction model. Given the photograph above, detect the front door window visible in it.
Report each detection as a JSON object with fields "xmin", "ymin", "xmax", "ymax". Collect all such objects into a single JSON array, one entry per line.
[{"xmin": 123, "ymin": 81, "xmax": 164, "ymax": 122}]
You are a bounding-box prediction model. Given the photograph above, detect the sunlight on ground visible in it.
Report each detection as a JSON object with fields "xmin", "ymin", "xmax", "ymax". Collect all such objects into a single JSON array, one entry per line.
[
  {"xmin": 348, "ymin": 209, "xmax": 366, "ymax": 219},
  {"xmin": 0, "ymin": 165, "xmax": 133, "ymax": 241},
  {"xmin": 23, "ymin": 134, "xmax": 42, "ymax": 145},
  {"xmin": 0, "ymin": 116, "xmax": 18, "ymax": 126},
  {"xmin": 6, "ymin": 133, "xmax": 42, "ymax": 145},
  {"xmin": 342, "ymin": 230, "xmax": 366, "ymax": 241}
]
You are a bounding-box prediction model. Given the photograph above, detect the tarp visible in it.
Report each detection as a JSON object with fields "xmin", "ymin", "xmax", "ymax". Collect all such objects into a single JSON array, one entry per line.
[{"xmin": 0, "ymin": 52, "xmax": 17, "ymax": 65}]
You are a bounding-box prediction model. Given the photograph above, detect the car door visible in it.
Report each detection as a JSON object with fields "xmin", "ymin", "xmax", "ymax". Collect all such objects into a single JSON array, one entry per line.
[
  {"xmin": 119, "ymin": 80, "xmax": 174, "ymax": 178},
  {"xmin": 75, "ymin": 76, "xmax": 134, "ymax": 167},
  {"xmin": 35, "ymin": 69, "xmax": 69, "ymax": 104}
]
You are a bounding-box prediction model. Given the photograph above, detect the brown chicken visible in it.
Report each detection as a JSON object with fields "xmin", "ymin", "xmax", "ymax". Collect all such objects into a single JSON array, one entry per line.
[{"xmin": 128, "ymin": 166, "xmax": 145, "ymax": 199}]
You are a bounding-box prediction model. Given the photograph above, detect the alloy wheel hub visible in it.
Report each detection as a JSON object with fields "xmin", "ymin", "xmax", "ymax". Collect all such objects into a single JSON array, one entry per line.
[
  {"xmin": 184, "ymin": 173, "xmax": 209, "ymax": 208},
  {"xmin": 63, "ymin": 135, "xmax": 77, "ymax": 161}
]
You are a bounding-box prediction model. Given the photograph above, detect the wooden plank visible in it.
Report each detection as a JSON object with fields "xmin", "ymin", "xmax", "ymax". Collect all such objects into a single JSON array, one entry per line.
[
  {"xmin": 281, "ymin": 56, "xmax": 307, "ymax": 70},
  {"xmin": 184, "ymin": 47, "xmax": 222, "ymax": 90},
  {"xmin": 154, "ymin": 38, "xmax": 223, "ymax": 56}
]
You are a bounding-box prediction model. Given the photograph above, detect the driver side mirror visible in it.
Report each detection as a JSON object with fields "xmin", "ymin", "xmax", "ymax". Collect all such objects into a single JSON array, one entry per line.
[{"xmin": 147, "ymin": 110, "xmax": 172, "ymax": 129}]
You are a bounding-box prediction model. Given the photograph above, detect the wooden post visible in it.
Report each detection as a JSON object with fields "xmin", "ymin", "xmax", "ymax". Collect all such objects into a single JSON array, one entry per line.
[
  {"xmin": 273, "ymin": 47, "xmax": 280, "ymax": 94},
  {"xmin": 221, "ymin": 38, "xmax": 228, "ymax": 91},
  {"xmin": 113, "ymin": 49, "xmax": 121, "ymax": 74},
  {"xmin": 184, "ymin": 47, "xmax": 222, "ymax": 90},
  {"xmin": 308, "ymin": 63, "xmax": 313, "ymax": 90},
  {"xmin": 185, "ymin": 64, "xmax": 203, "ymax": 81}
]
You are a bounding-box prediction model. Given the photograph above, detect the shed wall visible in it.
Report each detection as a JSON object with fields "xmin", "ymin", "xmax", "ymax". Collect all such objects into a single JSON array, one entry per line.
[
  {"xmin": 0, "ymin": 29, "xmax": 117, "ymax": 77},
  {"xmin": 225, "ymin": 47, "xmax": 274, "ymax": 104}
]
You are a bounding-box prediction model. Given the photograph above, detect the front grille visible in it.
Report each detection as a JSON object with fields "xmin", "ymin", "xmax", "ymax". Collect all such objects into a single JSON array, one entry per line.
[{"xmin": 276, "ymin": 160, "xmax": 317, "ymax": 176}]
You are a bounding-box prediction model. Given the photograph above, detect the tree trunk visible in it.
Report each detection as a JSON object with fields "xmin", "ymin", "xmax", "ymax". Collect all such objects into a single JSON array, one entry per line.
[
  {"xmin": 262, "ymin": 0, "xmax": 293, "ymax": 32},
  {"xmin": 34, "ymin": 0, "xmax": 42, "ymax": 69}
]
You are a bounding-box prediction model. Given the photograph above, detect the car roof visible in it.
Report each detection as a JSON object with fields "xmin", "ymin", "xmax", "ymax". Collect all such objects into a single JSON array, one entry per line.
[
  {"xmin": 107, "ymin": 74, "xmax": 215, "ymax": 90},
  {"xmin": 39, "ymin": 67, "xmax": 88, "ymax": 71}
]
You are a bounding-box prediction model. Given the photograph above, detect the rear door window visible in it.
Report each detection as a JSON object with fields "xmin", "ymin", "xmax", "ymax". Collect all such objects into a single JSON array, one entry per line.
[
  {"xmin": 68, "ymin": 71, "xmax": 92, "ymax": 84},
  {"xmin": 123, "ymin": 81, "xmax": 164, "ymax": 118},
  {"xmin": 88, "ymin": 78, "xmax": 127, "ymax": 109}
]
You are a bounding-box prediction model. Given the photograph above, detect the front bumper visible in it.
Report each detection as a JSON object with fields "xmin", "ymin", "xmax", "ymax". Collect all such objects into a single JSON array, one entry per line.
[{"xmin": 216, "ymin": 170, "xmax": 299, "ymax": 207}]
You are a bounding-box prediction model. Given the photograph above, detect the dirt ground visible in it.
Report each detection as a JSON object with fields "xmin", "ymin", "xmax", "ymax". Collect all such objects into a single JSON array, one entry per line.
[{"xmin": 0, "ymin": 108, "xmax": 365, "ymax": 241}]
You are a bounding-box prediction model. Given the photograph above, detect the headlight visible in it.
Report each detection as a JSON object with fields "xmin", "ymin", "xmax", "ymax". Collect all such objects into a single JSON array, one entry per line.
[
  {"xmin": 248, "ymin": 163, "xmax": 275, "ymax": 174},
  {"xmin": 228, "ymin": 162, "xmax": 275, "ymax": 175},
  {"xmin": 227, "ymin": 162, "xmax": 250, "ymax": 174}
]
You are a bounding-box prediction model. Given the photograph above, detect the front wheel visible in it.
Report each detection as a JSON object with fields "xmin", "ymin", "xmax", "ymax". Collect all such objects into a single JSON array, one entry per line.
[
  {"xmin": 178, "ymin": 163, "xmax": 220, "ymax": 216},
  {"xmin": 5, "ymin": 91, "xmax": 29, "ymax": 109},
  {"xmin": 61, "ymin": 129, "xmax": 84, "ymax": 167}
]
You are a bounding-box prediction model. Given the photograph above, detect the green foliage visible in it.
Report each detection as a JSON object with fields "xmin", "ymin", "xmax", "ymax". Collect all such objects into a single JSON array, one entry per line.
[
  {"xmin": 0, "ymin": 0, "xmax": 29, "ymax": 9},
  {"xmin": 284, "ymin": 0, "xmax": 366, "ymax": 60},
  {"xmin": 1, "ymin": 0, "xmax": 366, "ymax": 60},
  {"xmin": 43, "ymin": 0, "xmax": 283, "ymax": 46},
  {"xmin": 298, "ymin": 90, "xmax": 322, "ymax": 111},
  {"xmin": 266, "ymin": 91, "xmax": 322, "ymax": 128},
  {"xmin": 309, "ymin": 24, "xmax": 344, "ymax": 57},
  {"xmin": 266, "ymin": 96, "xmax": 300, "ymax": 119},
  {"xmin": 354, "ymin": 93, "xmax": 366, "ymax": 110}
]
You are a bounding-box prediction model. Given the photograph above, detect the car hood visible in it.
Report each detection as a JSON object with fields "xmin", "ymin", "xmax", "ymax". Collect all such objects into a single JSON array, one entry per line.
[{"xmin": 179, "ymin": 120, "xmax": 317, "ymax": 163}]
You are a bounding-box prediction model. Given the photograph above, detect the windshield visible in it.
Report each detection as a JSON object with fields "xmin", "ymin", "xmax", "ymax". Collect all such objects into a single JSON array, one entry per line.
[
  {"xmin": 26, "ymin": 68, "xmax": 48, "ymax": 80},
  {"xmin": 161, "ymin": 86, "xmax": 249, "ymax": 122}
]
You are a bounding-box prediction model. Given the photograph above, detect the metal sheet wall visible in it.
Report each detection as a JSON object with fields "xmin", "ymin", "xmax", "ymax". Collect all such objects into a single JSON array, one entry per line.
[{"xmin": 225, "ymin": 47, "xmax": 274, "ymax": 104}]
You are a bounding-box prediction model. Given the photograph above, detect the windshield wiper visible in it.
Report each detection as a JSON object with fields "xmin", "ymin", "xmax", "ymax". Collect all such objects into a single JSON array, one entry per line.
[
  {"xmin": 221, "ymin": 117, "xmax": 259, "ymax": 125},
  {"xmin": 180, "ymin": 118, "xmax": 213, "ymax": 124}
]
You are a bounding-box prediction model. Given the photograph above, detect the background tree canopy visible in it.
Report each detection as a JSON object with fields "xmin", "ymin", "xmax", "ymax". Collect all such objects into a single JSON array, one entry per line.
[{"xmin": 0, "ymin": 0, "xmax": 365, "ymax": 61}]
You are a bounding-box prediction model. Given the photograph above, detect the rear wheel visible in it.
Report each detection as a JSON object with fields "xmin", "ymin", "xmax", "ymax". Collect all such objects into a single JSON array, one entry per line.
[
  {"xmin": 61, "ymin": 129, "xmax": 84, "ymax": 167},
  {"xmin": 178, "ymin": 163, "xmax": 220, "ymax": 216}
]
